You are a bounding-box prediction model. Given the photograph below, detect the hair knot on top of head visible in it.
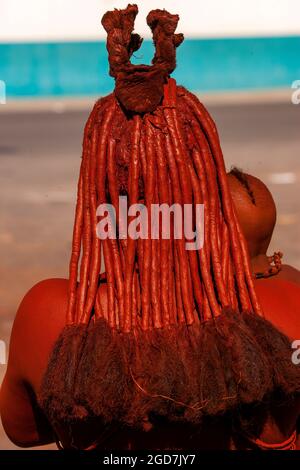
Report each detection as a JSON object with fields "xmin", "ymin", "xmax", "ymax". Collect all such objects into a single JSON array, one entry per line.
[{"xmin": 101, "ymin": 3, "xmax": 184, "ymax": 114}]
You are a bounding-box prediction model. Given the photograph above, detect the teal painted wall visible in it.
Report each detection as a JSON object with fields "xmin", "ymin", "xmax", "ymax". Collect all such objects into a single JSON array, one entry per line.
[{"xmin": 0, "ymin": 36, "xmax": 299, "ymax": 98}]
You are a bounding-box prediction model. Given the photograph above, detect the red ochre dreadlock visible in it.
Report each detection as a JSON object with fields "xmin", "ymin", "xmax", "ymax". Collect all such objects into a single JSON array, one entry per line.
[{"xmin": 39, "ymin": 5, "xmax": 300, "ymax": 433}]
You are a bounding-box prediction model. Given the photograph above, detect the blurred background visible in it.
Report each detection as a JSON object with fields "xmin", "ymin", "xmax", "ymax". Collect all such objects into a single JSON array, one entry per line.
[{"xmin": 0, "ymin": 0, "xmax": 300, "ymax": 449}]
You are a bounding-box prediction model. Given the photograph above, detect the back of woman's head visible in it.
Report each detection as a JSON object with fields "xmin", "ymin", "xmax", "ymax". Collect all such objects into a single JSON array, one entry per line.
[{"xmin": 38, "ymin": 5, "xmax": 300, "ymax": 447}]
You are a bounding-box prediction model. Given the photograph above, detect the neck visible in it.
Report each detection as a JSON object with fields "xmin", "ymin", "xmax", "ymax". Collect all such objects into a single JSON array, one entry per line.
[{"xmin": 251, "ymin": 253, "xmax": 270, "ymax": 275}]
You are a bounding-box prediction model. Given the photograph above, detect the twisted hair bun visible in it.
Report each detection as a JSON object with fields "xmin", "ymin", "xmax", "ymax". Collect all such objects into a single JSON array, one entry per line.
[{"xmin": 101, "ymin": 4, "xmax": 183, "ymax": 113}]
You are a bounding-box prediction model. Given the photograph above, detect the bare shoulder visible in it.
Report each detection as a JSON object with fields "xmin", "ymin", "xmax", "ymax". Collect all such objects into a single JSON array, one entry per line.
[
  {"xmin": 0, "ymin": 279, "xmax": 70, "ymax": 446},
  {"xmin": 8, "ymin": 278, "xmax": 69, "ymax": 390},
  {"xmin": 279, "ymin": 264, "xmax": 300, "ymax": 285},
  {"xmin": 254, "ymin": 274, "xmax": 300, "ymax": 340},
  {"xmin": 12, "ymin": 278, "xmax": 69, "ymax": 345},
  {"xmin": 8, "ymin": 278, "xmax": 109, "ymax": 391}
]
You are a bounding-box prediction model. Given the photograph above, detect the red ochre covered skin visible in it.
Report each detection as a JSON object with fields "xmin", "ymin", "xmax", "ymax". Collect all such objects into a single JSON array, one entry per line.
[{"xmin": 0, "ymin": 4, "xmax": 299, "ymax": 450}]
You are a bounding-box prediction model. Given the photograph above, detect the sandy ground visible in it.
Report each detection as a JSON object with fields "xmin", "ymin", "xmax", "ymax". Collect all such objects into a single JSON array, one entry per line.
[{"xmin": 0, "ymin": 98, "xmax": 299, "ymax": 449}]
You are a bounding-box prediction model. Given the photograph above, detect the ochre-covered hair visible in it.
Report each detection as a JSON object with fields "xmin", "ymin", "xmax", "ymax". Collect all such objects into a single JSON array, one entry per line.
[
  {"xmin": 39, "ymin": 5, "xmax": 300, "ymax": 445},
  {"xmin": 68, "ymin": 5, "xmax": 260, "ymax": 328}
]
